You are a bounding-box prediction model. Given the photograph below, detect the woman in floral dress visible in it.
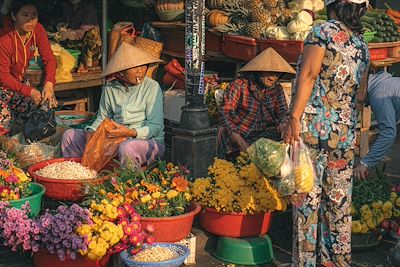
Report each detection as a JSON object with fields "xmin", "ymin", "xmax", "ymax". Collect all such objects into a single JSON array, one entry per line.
[{"xmin": 282, "ymin": 0, "xmax": 370, "ymax": 266}]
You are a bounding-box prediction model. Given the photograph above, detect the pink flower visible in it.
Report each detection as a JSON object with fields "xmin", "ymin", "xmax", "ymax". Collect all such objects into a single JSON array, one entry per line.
[{"xmin": 5, "ymin": 174, "xmax": 19, "ymax": 183}]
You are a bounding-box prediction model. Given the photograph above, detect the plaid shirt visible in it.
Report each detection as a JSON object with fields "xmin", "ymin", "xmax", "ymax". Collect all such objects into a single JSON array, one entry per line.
[{"xmin": 218, "ymin": 79, "xmax": 288, "ymax": 153}]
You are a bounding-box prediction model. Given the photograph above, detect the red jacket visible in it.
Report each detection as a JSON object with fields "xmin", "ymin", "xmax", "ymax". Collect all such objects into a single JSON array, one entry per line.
[{"xmin": 0, "ymin": 17, "xmax": 56, "ymax": 97}]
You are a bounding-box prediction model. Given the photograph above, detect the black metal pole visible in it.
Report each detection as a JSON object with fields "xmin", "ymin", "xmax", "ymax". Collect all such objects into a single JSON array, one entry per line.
[{"xmin": 181, "ymin": 0, "xmax": 210, "ymax": 130}]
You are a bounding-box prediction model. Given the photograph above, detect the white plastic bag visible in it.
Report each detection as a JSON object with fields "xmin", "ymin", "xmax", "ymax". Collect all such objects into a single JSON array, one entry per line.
[{"xmin": 292, "ymin": 140, "xmax": 316, "ymax": 194}]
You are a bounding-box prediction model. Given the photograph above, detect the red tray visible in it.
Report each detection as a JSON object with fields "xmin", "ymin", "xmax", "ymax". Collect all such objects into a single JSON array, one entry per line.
[
  {"xmin": 206, "ymin": 30, "xmax": 223, "ymax": 54},
  {"xmin": 222, "ymin": 34, "xmax": 258, "ymax": 61},
  {"xmin": 370, "ymin": 47, "xmax": 388, "ymax": 61},
  {"xmin": 258, "ymin": 39, "xmax": 304, "ymax": 63}
]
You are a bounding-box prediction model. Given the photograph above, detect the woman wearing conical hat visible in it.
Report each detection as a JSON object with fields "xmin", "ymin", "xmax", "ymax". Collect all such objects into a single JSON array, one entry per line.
[
  {"xmin": 217, "ymin": 48, "xmax": 295, "ymax": 159},
  {"xmin": 61, "ymin": 43, "xmax": 165, "ymax": 166}
]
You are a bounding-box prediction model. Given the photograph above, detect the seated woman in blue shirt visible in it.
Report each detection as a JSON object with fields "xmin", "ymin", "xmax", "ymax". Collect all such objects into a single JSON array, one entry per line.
[{"xmin": 61, "ymin": 43, "xmax": 165, "ymax": 166}]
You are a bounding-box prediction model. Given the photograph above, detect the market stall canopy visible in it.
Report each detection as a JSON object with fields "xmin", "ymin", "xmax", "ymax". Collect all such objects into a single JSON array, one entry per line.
[
  {"xmin": 101, "ymin": 42, "xmax": 163, "ymax": 77},
  {"xmin": 238, "ymin": 47, "xmax": 296, "ymax": 75}
]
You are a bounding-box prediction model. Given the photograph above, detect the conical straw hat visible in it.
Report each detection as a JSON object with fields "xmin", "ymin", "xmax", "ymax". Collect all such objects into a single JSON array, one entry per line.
[
  {"xmin": 102, "ymin": 42, "xmax": 163, "ymax": 77},
  {"xmin": 239, "ymin": 47, "xmax": 296, "ymax": 74}
]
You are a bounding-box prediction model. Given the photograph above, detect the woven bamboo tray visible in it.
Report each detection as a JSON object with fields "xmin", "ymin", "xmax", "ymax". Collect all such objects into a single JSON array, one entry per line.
[{"xmin": 368, "ymin": 41, "xmax": 400, "ymax": 49}]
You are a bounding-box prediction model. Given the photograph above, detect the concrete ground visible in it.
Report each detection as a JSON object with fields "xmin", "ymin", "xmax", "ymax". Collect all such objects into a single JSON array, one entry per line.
[{"xmin": 1, "ymin": 135, "xmax": 400, "ymax": 267}]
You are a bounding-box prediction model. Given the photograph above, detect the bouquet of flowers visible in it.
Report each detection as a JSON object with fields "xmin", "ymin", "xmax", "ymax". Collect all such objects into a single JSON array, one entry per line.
[
  {"xmin": 0, "ymin": 151, "xmax": 31, "ymax": 201},
  {"xmin": 191, "ymin": 152, "xmax": 287, "ymax": 214},
  {"xmin": 0, "ymin": 201, "xmax": 40, "ymax": 252},
  {"xmin": 77, "ymin": 198, "xmax": 153, "ymax": 260},
  {"xmin": 0, "ymin": 202, "xmax": 90, "ymax": 260},
  {"xmin": 84, "ymin": 161, "xmax": 192, "ymax": 218},
  {"xmin": 204, "ymin": 74, "xmax": 229, "ymax": 125},
  {"xmin": 0, "ymin": 199, "xmax": 151, "ymax": 262},
  {"xmin": 37, "ymin": 204, "xmax": 91, "ymax": 260}
]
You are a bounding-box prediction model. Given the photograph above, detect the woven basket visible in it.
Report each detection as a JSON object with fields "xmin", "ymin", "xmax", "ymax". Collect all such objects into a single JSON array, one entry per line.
[
  {"xmin": 134, "ymin": 36, "xmax": 163, "ymax": 79},
  {"xmin": 108, "ymin": 22, "xmax": 135, "ymax": 59},
  {"xmin": 108, "ymin": 30, "xmax": 122, "ymax": 60},
  {"xmin": 156, "ymin": 9, "xmax": 185, "ymax": 22},
  {"xmin": 25, "ymin": 69, "xmax": 44, "ymax": 87}
]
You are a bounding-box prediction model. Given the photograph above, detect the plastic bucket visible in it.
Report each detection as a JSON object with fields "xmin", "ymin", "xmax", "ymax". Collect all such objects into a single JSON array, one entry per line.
[{"xmin": 9, "ymin": 182, "xmax": 46, "ymax": 218}]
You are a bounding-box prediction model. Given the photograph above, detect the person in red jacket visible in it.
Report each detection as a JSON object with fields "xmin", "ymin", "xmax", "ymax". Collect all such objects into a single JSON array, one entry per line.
[{"xmin": 0, "ymin": 0, "xmax": 57, "ymax": 136}]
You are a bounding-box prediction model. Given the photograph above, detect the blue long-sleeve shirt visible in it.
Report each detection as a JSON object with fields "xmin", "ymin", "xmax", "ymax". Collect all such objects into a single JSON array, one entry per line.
[
  {"xmin": 362, "ymin": 71, "xmax": 400, "ymax": 167},
  {"xmin": 85, "ymin": 77, "xmax": 165, "ymax": 144}
]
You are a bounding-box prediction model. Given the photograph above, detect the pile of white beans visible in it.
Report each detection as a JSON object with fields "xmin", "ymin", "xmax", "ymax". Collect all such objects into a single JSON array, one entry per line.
[
  {"xmin": 132, "ymin": 246, "xmax": 178, "ymax": 262},
  {"xmin": 35, "ymin": 161, "xmax": 97, "ymax": 180}
]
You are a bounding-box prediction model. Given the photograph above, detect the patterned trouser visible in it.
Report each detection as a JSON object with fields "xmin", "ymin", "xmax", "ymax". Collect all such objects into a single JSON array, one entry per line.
[
  {"xmin": 0, "ymin": 89, "xmax": 37, "ymax": 136},
  {"xmin": 292, "ymin": 148, "xmax": 353, "ymax": 267},
  {"xmin": 61, "ymin": 129, "xmax": 165, "ymax": 166}
]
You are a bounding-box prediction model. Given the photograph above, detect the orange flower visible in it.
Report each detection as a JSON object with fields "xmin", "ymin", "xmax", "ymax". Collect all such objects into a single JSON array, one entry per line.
[
  {"xmin": 161, "ymin": 178, "xmax": 168, "ymax": 186},
  {"xmin": 129, "ymin": 190, "xmax": 139, "ymax": 200},
  {"xmin": 166, "ymin": 163, "xmax": 175, "ymax": 171},
  {"xmin": 0, "ymin": 170, "xmax": 9, "ymax": 177},
  {"xmin": 151, "ymin": 168, "xmax": 161, "ymax": 175},
  {"xmin": 146, "ymin": 184, "xmax": 161, "ymax": 194},
  {"xmin": 171, "ymin": 177, "xmax": 188, "ymax": 192}
]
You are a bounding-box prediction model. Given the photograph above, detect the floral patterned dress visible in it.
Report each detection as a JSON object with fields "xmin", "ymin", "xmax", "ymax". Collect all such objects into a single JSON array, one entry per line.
[{"xmin": 292, "ymin": 20, "xmax": 369, "ymax": 267}]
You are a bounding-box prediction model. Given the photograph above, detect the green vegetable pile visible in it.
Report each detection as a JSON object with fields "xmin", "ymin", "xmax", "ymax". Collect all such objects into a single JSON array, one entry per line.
[
  {"xmin": 353, "ymin": 165, "xmax": 391, "ymax": 210},
  {"xmin": 362, "ymin": 11, "xmax": 400, "ymax": 43}
]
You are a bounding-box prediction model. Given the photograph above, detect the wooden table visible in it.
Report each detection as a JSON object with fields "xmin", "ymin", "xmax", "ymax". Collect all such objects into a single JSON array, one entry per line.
[
  {"xmin": 54, "ymin": 69, "xmax": 102, "ymax": 111},
  {"xmin": 54, "ymin": 69, "xmax": 102, "ymax": 92}
]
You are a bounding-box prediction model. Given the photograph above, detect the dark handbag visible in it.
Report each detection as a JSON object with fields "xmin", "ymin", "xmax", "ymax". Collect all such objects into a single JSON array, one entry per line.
[{"xmin": 23, "ymin": 104, "xmax": 56, "ymax": 142}]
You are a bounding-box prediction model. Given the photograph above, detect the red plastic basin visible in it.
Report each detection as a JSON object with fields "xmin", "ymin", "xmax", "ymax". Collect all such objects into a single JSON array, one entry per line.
[
  {"xmin": 199, "ymin": 207, "xmax": 272, "ymax": 237},
  {"xmin": 33, "ymin": 249, "xmax": 110, "ymax": 267},
  {"xmin": 28, "ymin": 158, "xmax": 109, "ymax": 202},
  {"xmin": 140, "ymin": 202, "xmax": 201, "ymax": 242}
]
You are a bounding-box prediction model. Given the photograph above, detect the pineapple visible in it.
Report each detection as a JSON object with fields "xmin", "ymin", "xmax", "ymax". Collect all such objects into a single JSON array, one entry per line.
[
  {"xmin": 216, "ymin": 22, "xmax": 247, "ymax": 35},
  {"xmin": 250, "ymin": 0, "xmax": 292, "ymax": 25},
  {"xmin": 218, "ymin": 0, "xmax": 251, "ymax": 35},
  {"xmin": 250, "ymin": 3, "xmax": 272, "ymax": 24},
  {"xmin": 245, "ymin": 22, "xmax": 268, "ymax": 39}
]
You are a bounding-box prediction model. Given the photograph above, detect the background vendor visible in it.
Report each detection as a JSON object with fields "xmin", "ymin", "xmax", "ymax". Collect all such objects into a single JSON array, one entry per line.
[
  {"xmin": 354, "ymin": 70, "xmax": 400, "ymax": 179},
  {"xmin": 0, "ymin": 0, "xmax": 57, "ymax": 136},
  {"xmin": 217, "ymin": 48, "xmax": 295, "ymax": 159},
  {"xmin": 61, "ymin": 43, "xmax": 164, "ymax": 166},
  {"xmin": 57, "ymin": 0, "xmax": 101, "ymax": 71}
]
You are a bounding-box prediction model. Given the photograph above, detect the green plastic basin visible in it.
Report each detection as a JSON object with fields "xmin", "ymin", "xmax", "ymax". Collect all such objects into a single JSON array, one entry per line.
[
  {"xmin": 9, "ymin": 182, "xmax": 46, "ymax": 218},
  {"xmin": 212, "ymin": 235, "xmax": 275, "ymax": 265},
  {"xmin": 66, "ymin": 49, "xmax": 81, "ymax": 68}
]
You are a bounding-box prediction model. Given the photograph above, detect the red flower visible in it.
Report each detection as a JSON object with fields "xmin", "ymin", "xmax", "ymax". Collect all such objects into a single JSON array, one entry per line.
[
  {"xmin": 145, "ymin": 236, "xmax": 154, "ymax": 245},
  {"xmin": 123, "ymin": 203, "xmax": 135, "ymax": 215},
  {"xmin": 131, "ymin": 213, "xmax": 140, "ymax": 222},
  {"xmin": 131, "ymin": 222, "xmax": 141, "ymax": 232},
  {"xmin": 327, "ymin": 159, "xmax": 348, "ymax": 170},
  {"xmin": 332, "ymin": 31, "xmax": 348, "ymax": 44},
  {"xmin": 118, "ymin": 218, "xmax": 129, "ymax": 226},
  {"xmin": 4, "ymin": 174, "xmax": 18, "ymax": 183},
  {"xmin": 117, "ymin": 207, "xmax": 126, "ymax": 219},
  {"xmin": 123, "ymin": 224, "xmax": 135, "ymax": 236}
]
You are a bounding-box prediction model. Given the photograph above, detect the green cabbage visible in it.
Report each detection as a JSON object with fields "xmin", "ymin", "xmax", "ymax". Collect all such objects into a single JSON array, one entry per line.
[{"xmin": 246, "ymin": 138, "xmax": 286, "ymax": 178}]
